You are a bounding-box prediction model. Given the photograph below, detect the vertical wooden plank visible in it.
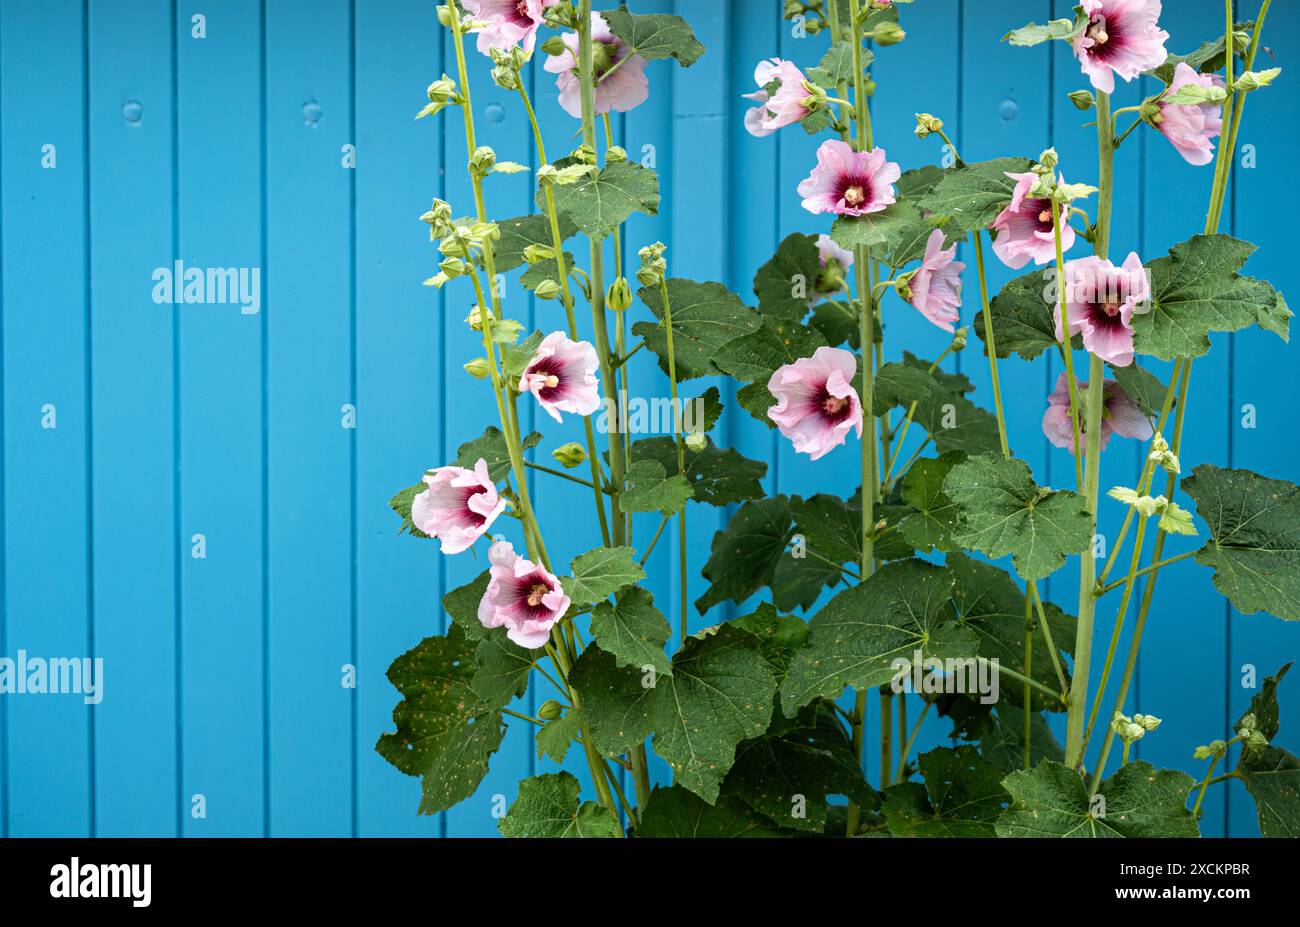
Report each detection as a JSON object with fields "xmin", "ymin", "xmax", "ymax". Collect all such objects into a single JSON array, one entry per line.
[
  {"xmin": 87, "ymin": 0, "xmax": 178, "ymax": 836},
  {"xmin": 0, "ymin": 0, "xmax": 93, "ymax": 837},
  {"xmin": 1226, "ymin": 0, "xmax": 1300, "ymax": 837},
  {"xmin": 264, "ymin": 0, "xmax": 354, "ymax": 836},
  {"xmin": 354, "ymin": 0, "xmax": 445, "ymax": 837},
  {"xmin": 175, "ymin": 0, "xmax": 266, "ymax": 836}
]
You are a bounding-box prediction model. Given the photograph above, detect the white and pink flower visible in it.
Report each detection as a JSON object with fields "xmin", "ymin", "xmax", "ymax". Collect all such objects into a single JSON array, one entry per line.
[
  {"xmin": 991, "ymin": 171, "xmax": 1075, "ymax": 270},
  {"xmin": 767, "ymin": 346, "xmax": 864, "ymax": 461},
  {"xmin": 811, "ymin": 234, "xmax": 854, "ymax": 303},
  {"xmin": 798, "ymin": 141, "xmax": 901, "ymax": 217},
  {"xmin": 907, "ymin": 229, "xmax": 965, "ymax": 333},
  {"xmin": 462, "ymin": 0, "xmax": 559, "ymax": 55},
  {"xmin": 1042, "ymin": 372, "xmax": 1153, "ymax": 453},
  {"xmin": 519, "ymin": 332, "xmax": 602, "ymax": 423},
  {"xmin": 544, "ymin": 12, "xmax": 649, "ymax": 118},
  {"xmin": 1072, "ymin": 0, "xmax": 1170, "ymax": 94},
  {"xmin": 477, "ymin": 541, "xmax": 570, "ymax": 649},
  {"xmin": 411, "ymin": 459, "xmax": 507, "ymax": 555},
  {"xmin": 1057, "ymin": 252, "xmax": 1150, "ymax": 367},
  {"xmin": 744, "ymin": 58, "xmax": 814, "ymax": 137},
  {"xmin": 1154, "ymin": 62, "xmax": 1225, "ymax": 166}
]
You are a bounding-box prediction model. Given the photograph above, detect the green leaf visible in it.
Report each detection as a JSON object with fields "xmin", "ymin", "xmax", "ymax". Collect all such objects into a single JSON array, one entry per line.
[
  {"xmin": 536, "ymin": 709, "xmax": 583, "ymax": 764},
  {"xmin": 441, "ymin": 571, "xmax": 491, "ymax": 641},
  {"xmin": 831, "ymin": 200, "xmax": 938, "ymax": 268},
  {"xmin": 491, "ymin": 213, "xmax": 578, "ymax": 272},
  {"xmin": 997, "ymin": 760, "xmax": 1200, "ymax": 837},
  {"xmin": 917, "ymin": 157, "xmax": 1034, "ymax": 236},
  {"xmin": 567, "ymin": 546, "xmax": 646, "ymax": 610},
  {"xmin": 547, "ymin": 160, "xmax": 660, "ymax": 241},
  {"xmin": 883, "ymin": 746, "xmax": 1008, "ymax": 837},
  {"xmin": 872, "ymin": 360, "xmax": 935, "ymax": 417},
  {"xmin": 1109, "ymin": 362, "xmax": 1171, "ymax": 420},
  {"xmin": 731, "ymin": 603, "xmax": 809, "ymax": 682},
  {"xmin": 1134, "ymin": 234, "xmax": 1291, "ymax": 361},
  {"xmin": 1147, "ymin": 21, "xmax": 1255, "ymax": 84},
  {"xmin": 897, "ymin": 164, "xmax": 947, "ymax": 200},
  {"xmin": 390, "ymin": 481, "xmax": 431, "ymax": 538},
  {"xmin": 976, "ymin": 268, "xmax": 1063, "ymax": 361},
  {"xmin": 600, "ymin": 7, "xmax": 705, "ymax": 66},
  {"xmin": 635, "ymin": 786, "xmax": 783, "ymax": 837},
  {"xmin": 375, "ymin": 625, "xmax": 507, "ymax": 815},
  {"xmin": 633, "ymin": 278, "xmax": 761, "ymax": 381},
  {"xmin": 471, "ymin": 636, "xmax": 538, "ymax": 709},
  {"xmin": 1001, "ymin": 16, "xmax": 1085, "ymax": 47},
  {"xmin": 1183, "ymin": 464, "xmax": 1300, "ymax": 621},
  {"xmin": 913, "ymin": 380, "xmax": 1004, "ymax": 457},
  {"xmin": 978, "ymin": 704, "xmax": 1066, "ymax": 772},
  {"xmin": 1238, "ymin": 746, "xmax": 1300, "ymax": 838},
  {"xmin": 620, "ymin": 458, "xmax": 693, "ymax": 516},
  {"xmin": 1238, "ymin": 662, "xmax": 1292, "ymax": 742},
  {"xmin": 807, "ymin": 41, "xmax": 856, "ymax": 88},
  {"xmin": 752, "ymin": 233, "xmax": 822, "ymax": 321},
  {"xmin": 520, "ymin": 251, "xmax": 575, "ymax": 295},
  {"xmin": 498, "ymin": 772, "xmax": 620, "ymax": 838},
  {"xmin": 809, "ymin": 299, "xmax": 860, "ymax": 349},
  {"xmin": 456, "ymin": 426, "xmax": 542, "ymax": 482},
  {"xmin": 573, "ymin": 626, "xmax": 778, "ymax": 803},
  {"xmin": 629, "ymin": 436, "xmax": 767, "ymax": 507},
  {"xmin": 781, "ymin": 559, "xmax": 979, "ymax": 715},
  {"xmin": 771, "ymin": 555, "xmax": 844, "ymax": 613},
  {"xmin": 696, "ymin": 497, "xmax": 794, "ymax": 614},
  {"xmin": 713, "ymin": 317, "xmax": 827, "ymax": 384},
  {"xmin": 589, "ymin": 585, "xmax": 673, "ymax": 678},
  {"xmin": 897, "ymin": 451, "xmax": 965, "ymax": 553},
  {"xmin": 944, "ymin": 453, "xmax": 1093, "ymax": 582},
  {"xmin": 501, "ymin": 330, "xmax": 544, "ymax": 380},
  {"xmin": 789, "ymin": 494, "xmax": 862, "ymax": 566}
]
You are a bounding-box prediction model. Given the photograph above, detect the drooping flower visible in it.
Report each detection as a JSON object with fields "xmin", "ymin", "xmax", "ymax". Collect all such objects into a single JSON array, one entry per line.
[
  {"xmin": 744, "ymin": 59, "xmax": 814, "ymax": 137},
  {"xmin": 1072, "ymin": 0, "xmax": 1170, "ymax": 95},
  {"xmin": 462, "ymin": 0, "xmax": 559, "ymax": 55},
  {"xmin": 767, "ymin": 346, "xmax": 864, "ymax": 461},
  {"xmin": 811, "ymin": 234, "xmax": 854, "ymax": 303},
  {"xmin": 990, "ymin": 171, "xmax": 1075, "ymax": 269},
  {"xmin": 544, "ymin": 12, "xmax": 649, "ymax": 118},
  {"xmin": 798, "ymin": 141, "xmax": 901, "ymax": 217},
  {"xmin": 1042, "ymin": 372, "xmax": 1153, "ymax": 453},
  {"xmin": 477, "ymin": 541, "xmax": 570, "ymax": 649},
  {"xmin": 411, "ymin": 459, "xmax": 507, "ymax": 555},
  {"xmin": 906, "ymin": 229, "xmax": 965, "ymax": 333},
  {"xmin": 518, "ymin": 331, "xmax": 602, "ymax": 423},
  {"xmin": 1057, "ymin": 252, "xmax": 1150, "ymax": 367},
  {"xmin": 1153, "ymin": 62, "xmax": 1225, "ymax": 166}
]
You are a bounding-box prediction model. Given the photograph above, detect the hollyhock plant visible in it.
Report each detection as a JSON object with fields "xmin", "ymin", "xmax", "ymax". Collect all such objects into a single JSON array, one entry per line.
[
  {"xmin": 1072, "ymin": 0, "xmax": 1170, "ymax": 94},
  {"xmin": 1042, "ymin": 372, "xmax": 1153, "ymax": 453},
  {"xmin": 798, "ymin": 141, "xmax": 901, "ymax": 217},
  {"xmin": 1057, "ymin": 252, "xmax": 1150, "ymax": 367},
  {"xmin": 1153, "ymin": 62, "xmax": 1225, "ymax": 166},
  {"xmin": 812, "ymin": 233, "xmax": 854, "ymax": 302},
  {"xmin": 991, "ymin": 171, "xmax": 1075, "ymax": 269},
  {"xmin": 544, "ymin": 12, "xmax": 648, "ymax": 118},
  {"xmin": 462, "ymin": 0, "xmax": 558, "ymax": 55},
  {"xmin": 744, "ymin": 58, "xmax": 815, "ymax": 137},
  {"xmin": 410, "ymin": 459, "xmax": 507, "ymax": 555},
  {"xmin": 767, "ymin": 346, "xmax": 864, "ymax": 460},
  {"xmin": 518, "ymin": 331, "xmax": 602, "ymax": 422},
  {"xmin": 905, "ymin": 229, "xmax": 965, "ymax": 332},
  {"xmin": 477, "ymin": 541, "xmax": 570, "ymax": 649}
]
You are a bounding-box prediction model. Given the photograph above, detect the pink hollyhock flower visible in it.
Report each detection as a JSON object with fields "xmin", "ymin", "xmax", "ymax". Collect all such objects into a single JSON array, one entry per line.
[
  {"xmin": 990, "ymin": 171, "xmax": 1075, "ymax": 270},
  {"xmin": 1042, "ymin": 372, "xmax": 1153, "ymax": 453},
  {"xmin": 1072, "ymin": 0, "xmax": 1170, "ymax": 94},
  {"xmin": 518, "ymin": 331, "xmax": 602, "ymax": 423},
  {"xmin": 1154, "ymin": 63, "xmax": 1225, "ymax": 166},
  {"xmin": 1057, "ymin": 252, "xmax": 1150, "ymax": 367},
  {"xmin": 478, "ymin": 541, "xmax": 570, "ymax": 649},
  {"xmin": 907, "ymin": 229, "xmax": 965, "ymax": 333},
  {"xmin": 544, "ymin": 12, "xmax": 648, "ymax": 118},
  {"xmin": 767, "ymin": 346, "xmax": 864, "ymax": 461},
  {"xmin": 462, "ymin": 0, "xmax": 559, "ymax": 55},
  {"xmin": 744, "ymin": 59, "xmax": 813, "ymax": 137},
  {"xmin": 798, "ymin": 141, "xmax": 901, "ymax": 217},
  {"xmin": 411, "ymin": 459, "xmax": 507, "ymax": 555},
  {"xmin": 811, "ymin": 234, "xmax": 854, "ymax": 303}
]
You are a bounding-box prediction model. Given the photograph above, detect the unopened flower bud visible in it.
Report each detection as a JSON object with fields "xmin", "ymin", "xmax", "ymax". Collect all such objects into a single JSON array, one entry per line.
[
  {"xmin": 537, "ymin": 699, "xmax": 564, "ymax": 721},
  {"xmin": 951, "ymin": 326, "xmax": 969, "ymax": 351},
  {"xmin": 552, "ymin": 442, "xmax": 587, "ymax": 469},
  {"xmin": 435, "ymin": 4, "xmax": 453, "ymax": 27},
  {"xmin": 872, "ymin": 22, "xmax": 905, "ymax": 46},
  {"xmin": 607, "ymin": 277, "xmax": 633, "ymax": 312},
  {"xmin": 463, "ymin": 357, "xmax": 492, "ymax": 380},
  {"xmin": 914, "ymin": 113, "xmax": 943, "ymax": 139},
  {"xmin": 1245, "ymin": 729, "xmax": 1270, "ymax": 749},
  {"xmin": 637, "ymin": 242, "xmax": 668, "ymax": 288},
  {"xmin": 685, "ymin": 431, "xmax": 708, "ymax": 452},
  {"xmin": 1037, "ymin": 147, "xmax": 1059, "ymax": 170},
  {"xmin": 805, "ymin": 18, "xmax": 823, "ymax": 35},
  {"xmin": 491, "ymin": 65, "xmax": 520, "ymax": 91},
  {"xmin": 1239, "ymin": 713, "xmax": 1258, "ymax": 734},
  {"xmin": 1068, "ymin": 89, "xmax": 1096, "ymax": 111},
  {"xmin": 470, "ymin": 146, "xmax": 497, "ymax": 175},
  {"xmin": 533, "ymin": 278, "xmax": 562, "ymax": 301},
  {"xmin": 540, "ymin": 35, "xmax": 568, "ymax": 57},
  {"xmin": 606, "ymin": 146, "xmax": 628, "ymax": 164},
  {"xmin": 522, "ymin": 243, "xmax": 555, "ymax": 265},
  {"xmin": 465, "ymin": 306, "xmax": 488, "ymax": 332},
  {"xmin": 1133, "ymin": 713, "xmax": 1162, "ymax": 733},
  {"xmin": 440, "ymin": 256, "xmax": 468, "ymax": 278}
]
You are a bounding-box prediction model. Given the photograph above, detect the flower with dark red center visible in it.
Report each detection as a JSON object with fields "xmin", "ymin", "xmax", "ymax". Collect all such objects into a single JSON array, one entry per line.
[
  {"xmin": 519, "ymin": 331, "xmax": 601, "ymax": 423},
  {"xmin": 410, "ymin": 458, "xmax": 507, "ymax": 555},
  {"xmin": 544, "ymin": 12, "xmax": 649, "ymax": 118},
  {"xmin": 991, "ymin": 171, "xmax": 1075, "ymax": 269},
  {"xmin": 743, "ymin": 59, "xmax": 815, "ymax": 137},
  {"xmin": 1042, "ymin": 372, "xmax": 1153, "ymax": 453},
  {"xmin": 462, "ymin": 0, "xmax": 558, "ymax": 55},
  {"xmin": 906, "ymin": 229, "xmax": 966, "ymax": 333},
  {"xmin": 798, "ymin": 141, "xmax": 900, "ymax": 218},
  {"xmin": 477, "ymin": 541, "xmax": 570, "ymax": 649},
  {"xmin": 767, "ymin": 346, "xmax": 864, "ymax": 461},
  {"xmin": 1057, "ymin": 253, "xmax": 1150, "ymax": 367},
  {"xmin": 1072, "ymin": 0, "xmax": 1170, "ymax": 94}
]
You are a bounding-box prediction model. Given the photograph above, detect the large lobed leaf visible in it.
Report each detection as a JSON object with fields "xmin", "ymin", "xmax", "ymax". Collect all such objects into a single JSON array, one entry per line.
[
  {"xmin": 498, "ymin": 772, "xmax": 620, "ymax": 838},
  {"xmin": 600, "ymin": 8, "xmax": 705, "ymax": 66},
  {"xmin": 633, "ymin": 278, "xmax": 761, "ymax": 380},
  {"xmin": 917, "ymin": 157, "xmax": 1033, "ymax": 236}
]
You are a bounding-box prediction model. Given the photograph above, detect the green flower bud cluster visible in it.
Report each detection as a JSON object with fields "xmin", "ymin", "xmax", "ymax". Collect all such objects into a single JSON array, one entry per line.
[{"xmin": 637, "ymin": 242, "xmax": 667, "ymax": 289}]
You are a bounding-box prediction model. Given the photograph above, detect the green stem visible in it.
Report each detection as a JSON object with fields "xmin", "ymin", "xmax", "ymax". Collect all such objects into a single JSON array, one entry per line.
[
  {"xmin": 973, "ymin": 231, "xmax": 1010, "ymax": 458},
  {"xmin": 501, "ymin": 708, "xmax": 547, "ymax": 727},
  {"xmin": 1023, "ymin": 590, "xmax": 1033, "ymax": 769},
  {"xmin": 1099, "ymin": 549, "xmax": 1199, "ymax": 594},
  {"xmin": 657, "ymin": 276, "xmax": 690, "ymax": 646},
  {"xmin": 1052, "ymin": 209, "xmax": 1085, "ymax": 492},
  {"xmin": 893, "ymin": 700, "xmax": 932, "ymax": 782},
  {"xmin": 524, "ymin": 460, "xmax": 598, "ymax": 490},
  {"xmin": 880, "ymin": 690, "xmax": 893, "ymax": 790},
  {"xmin": 1029, "ymin": 583, "xmax": 1069, "ymax": 693},
  {"xmin": 638, "ymin": 514, "xmax": 670, "ymax": 566}
]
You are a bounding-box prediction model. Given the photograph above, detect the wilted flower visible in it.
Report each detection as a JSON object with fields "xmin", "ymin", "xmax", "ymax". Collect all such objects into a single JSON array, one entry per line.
[
  {"xmin": 1153, "ymin": 62, "xmax": 1225, "ymax": 166},
  {"xmin": 411, "ymin": 459, "xmax": 507, "ymax": 554},
  {"xmin": 544, "ymin": 12, "xmax": 649, "ymax": 118},
  {"xmin": 991, "ymin": 171, "xmax": 1075, "ymax": 269},
  {"xmin": 478, "ymin": 541, "xmax": 570, "ymax": 649},
  {"xmin": 1042, "ymin": 372, "xmax": 1153, "ymax": 453},
  {"xmin": 904, "ymin": 229, "xmax": 965, "ymax": 333},
  {"xmin": 1072, "ymin": 0, "xmax": 1170, "ymax": 94},
  {"xmin": 767, "ymin": 347, "xmax": 864, "ymax": 461},
  {"xmin": 462, "ymin": 0, "xmax": 559, "ymax": 55},
  {"xmin": 744, "ymin": 59, "xmax": 815, "ymax": 137},
  {"xmin": 1057, "ymin": 252, "xmax": 1150, "ymax": 367},
  {"xmin": 798, "ymin": 141, "xmax": 901, "ymax": 217},
  {"xmin": 518, "ymin": 332, "xmax": 602, "ymax": 423}
]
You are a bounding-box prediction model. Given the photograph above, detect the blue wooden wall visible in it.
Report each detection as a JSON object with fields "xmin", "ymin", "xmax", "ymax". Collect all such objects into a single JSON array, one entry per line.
[{"xmin": 0, "ymin": 0, "xmax": 1295, "ymax": 838}]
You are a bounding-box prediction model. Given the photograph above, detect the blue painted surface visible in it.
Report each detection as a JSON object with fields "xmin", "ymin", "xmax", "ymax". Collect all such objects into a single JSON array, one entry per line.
[{"xmin": 0, "ymin": 0, "xmax": 1296, "ymax": 837}]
